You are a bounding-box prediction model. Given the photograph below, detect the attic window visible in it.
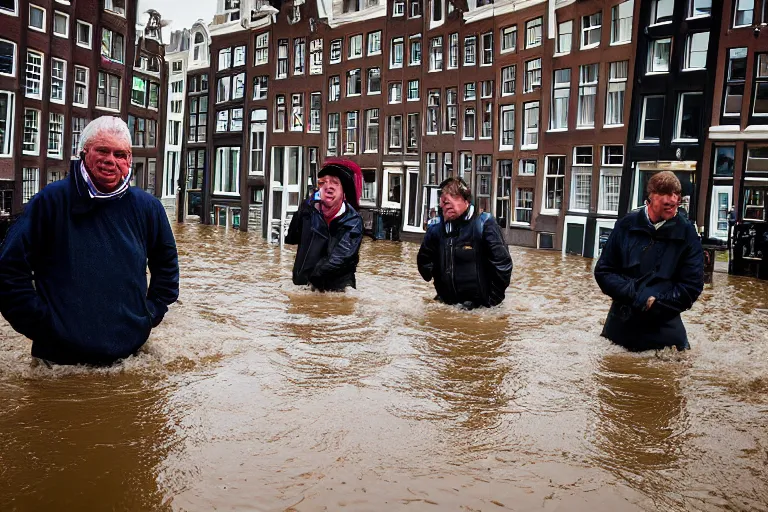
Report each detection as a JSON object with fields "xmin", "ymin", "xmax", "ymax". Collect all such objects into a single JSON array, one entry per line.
[
  {"xmin": 289, "ymin": 6, "xmax": 300, "ymax": 23},
  {"xmin": 343, "ymin": 0, "xmax": 360, "ymax": 13}
]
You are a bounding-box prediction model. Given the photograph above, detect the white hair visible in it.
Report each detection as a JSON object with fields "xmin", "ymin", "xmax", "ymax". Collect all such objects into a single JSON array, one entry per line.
[{"xmin": 78, "ymin": 116, "xmax": 132, "ymax": 154}]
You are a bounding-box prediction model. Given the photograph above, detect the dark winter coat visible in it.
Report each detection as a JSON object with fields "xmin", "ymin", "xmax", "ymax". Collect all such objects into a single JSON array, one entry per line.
[
  {"xmin": 417, "ymin": 210, "xmax": 513, "ymax": 308},
  {"xmin": 285, "ymin": 197, "xmax": 363, "ymax": 291},
  {"xmin": 594, "ymin": 208, "xmax": 704, "ymax": 351},
  {"xmin": 0, "ymin": 169, "xmax": 179, "ymax": 365}
]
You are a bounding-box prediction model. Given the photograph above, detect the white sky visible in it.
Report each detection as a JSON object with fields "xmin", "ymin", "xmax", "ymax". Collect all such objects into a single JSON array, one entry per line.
[{"xmin": 137, "ymin": 0, "xmax": 217, "ymax": 37}]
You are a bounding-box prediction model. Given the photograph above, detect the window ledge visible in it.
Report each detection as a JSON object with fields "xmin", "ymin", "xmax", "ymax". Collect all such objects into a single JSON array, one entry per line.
[
  {"xmin": 576, "ymin": 126, "xmax": 595, "ymax": 130},
  {"xmin": 520, "ymin": 145, "xmax": 538, "ymax": 151},
  {"xmin": 447, "ymin": 66, "xmax": 458, "ymax": 70},
  {"xmin": 540, "ymin": 210, "xmax": 561, "ymax": 216},
  {"xmin": 428, "ymin": 69, "xmax": 442, "ymax": 73},
  {"xmin": 463, "ymin": 63, "xmax": 476, "ymax": 67},
  {"xmin": 581, "ymin": 44, "xmax": 600, "ymax": 51},
  {"xmin": 407, "ymin": 98, "xmax": 420, "ymax": 102},
  {"xmin": 500, "ymin": 49, "xmax": 516, "ymax": 55},
  {"xmin": 682, "ymin": 67, "xmax": 706, "ymax": 72},
  {"xmin": 637, "ymin": 139, "xmax": 660, "ymax": 144},
  {"xmin": 547, "ymin": 128, "xmax": 568, "ymax": 133},
  {"xmin": 610, "ymin": 41, "xmax": 632, "ymax": 47},
  {"xmin": 480, "ymin": 63, "xmax": 493, "ymax": 67},
  {"xmin": 645, "ymin": 71, "xmax": 669, "ymax": 76},
  {"xmin": 367, "ymin": 91, "xmax": 381, "ymax": 95},
  {"xmin": 649, "ymin": 21, "xmax": 673, "ymax": 27},
  {"xmin": 508, "ymin": 222, "xmax": 532, "ymax": 228},
  {"xmin": 604, "ymin": 124, "xmax": 624, "ymax": 129},
  {"xmin": 499, "ymin": 145, "xmax": 514, "ymax": 151},
  {"xmin": 553, "ymin": 52, "xmax": 571, "ymax": 58},
  {"xmin": 390, "ymin": 64, "xmax": 403, "ymax": 69},
  {"xmin": 95, "ymin": 107, "xmax": 120, "ymax": 113},
  {"xmin": 368, "ymin": 52, "xmax": 382, "ymax": 57},
  {"xmin": 672, "ymin": 138, "xmax": 699, "ymax": 143},
  {"xmin": 29, "ymin": 27, "xmax": 46, "ymax": 33}
]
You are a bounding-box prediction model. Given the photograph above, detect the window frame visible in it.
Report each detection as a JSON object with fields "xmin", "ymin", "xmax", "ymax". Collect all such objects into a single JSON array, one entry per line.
[
  {"xmin": 581, "ymin": 12, "xmax": 602, "ymax": 50},
  {"xmin": 683, "ymin": 31, "xmax": 709, "ymax": 71},
  {"xmin": 29, "ymin": 4, "xmax": 45, "ymax": 32},
  {"xmin": 673, "ymin": 91, "xmax": 703, "ymax": 142},
  {"xmin": 639, "ymin": 95, "xmax": 665, "ymax": 143},
  {"xmin": 0, "ymin": 39, "xmax": 16, "ymax": 77},
  {"xmin": 53, "ymin": 10, "xmax": 69, "ymax": 38}
]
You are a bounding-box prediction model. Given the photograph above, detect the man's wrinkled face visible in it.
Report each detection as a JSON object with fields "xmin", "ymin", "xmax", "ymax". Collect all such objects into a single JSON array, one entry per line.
[
  {"xmin": 440, "ymin": 192, "xmax": 470, "ymax": 222},
  {"xmin": 648, "ymin": 192, "xmax": 680, "ymax": 222},
  {"xmin": 83, "ymin": 133, "xmax": 132, "ymax": 192},
  {"xmin": 319, "ymin": 175, "xmax": 344, "ymax": 211}
]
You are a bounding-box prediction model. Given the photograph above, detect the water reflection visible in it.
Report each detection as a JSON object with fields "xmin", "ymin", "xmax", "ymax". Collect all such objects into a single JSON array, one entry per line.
[
  {"xmin": 589, "ymin": 354, "xmax": 691, "ymax": 508},
  {"xmin": 0, "ymin": 374, "xmax": 176, "ymax": 512}
]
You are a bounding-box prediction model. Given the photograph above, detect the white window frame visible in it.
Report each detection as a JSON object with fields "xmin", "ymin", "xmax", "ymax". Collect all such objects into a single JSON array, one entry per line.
[
  {"xmin": 213, "ymin": 146, "xmax": 240, "ymax": 196},
  {"xmin": 673, "ymin": 91, "xmax": 703, "ymax": 142},
  {"xmin": 550, "ymin": 68, "xmax": 570, "ymax": 131},
  {"xmin": 368, "ymin": 31, "xmax": 382, "ymax": 56},
  {"xmin": 47, "ymin": 112, "xmax": 64, "ymax": 159},
  {"xmin": 345, "ymin": 111, "xmax": 358, "ymax": 155},
  {"xmin": 393, "ymin": 0, "xmax": 405, "ymax": 17},
  {"xmin": 648, "ymin": 38, "xmax": 672, "ymax": 74},
  {"xmin": 524, "ymin": 58, "xmax": 541, "ymax": 93},
  {"xmin": 329, "ymin": 39, "xmax": 342, "ymax": 64},
  {"xmin": 688, "ymin": 0, "xmax": 712, "ymax": 19},
  {"xmin": 327, "ymin": 113, "xmax": 339, "ymax": 156},
  {"xmin": 463, "ymin": 35, "xmax": 476, "ymax": 66},
  {"xmin": 347, "ymin": 68, "xmax": 361, "ymax": 97},
  {"xmin": 349, "ymin": 34, "xmax": 363, "ymax": 60},
  {"xmin": 724, "ymin": 48, "xmax": 747, "ymax": 117},
  {"xmin": 407, "ymin": 79, "xmax": 419, "ymax": 101},
  {"xmin": 50, "ymin": 58, "xmax": 66, "ymax": 103},
  {"xmin": 448, "ymin": 33, "xmax": 459, "ymax": 69},
  {"xmin": 365, "ymin": 108, "xmax": 379, "ymax": 153},
  {"xmin": 388, "ymin": 115, "xmax": 403, "ymax": 151},
  {"xmin": 598, "ymin": 167, "xmax": 622, "ymax": 214},
  {"xmin": 500, "ymin": 104, "xmax": 515, "ymax": 150},
  {"xmin": 651, "ymin": 0, "xmax": 674, "ymax": 26},
  {"xmin": 53, "ymin": 10, "xmax": 69, "ymax": 38},
  {"xmin": 605, "ymin": 61, "xmax": 628, "ymax": 127},
  {"xmin": 429, "ymin": 36, "xmax": 443, "ymax": 72},
  {"xmin": 501, "ymin": 65, "xmax": 515, "ymax": 96},
  {"xmin": 0, "ymin": 0, "xmax": 18, "ymax": 16},
  {"xmin": 0, "ymin": 39, "xmax": 16, "ymax": 77},
  {"xmin": 542, "ymin": 155, "xmax": 566, "ymax": 214},
  {"xmin": 0, "ymin": 90, "xmax": 14, "ymax": 157},
  {"xmin": 639, "ymin": 95, "xmax": 664, "ymax": 143},
  {"xmin": 310, "ymin": 39, "xmax": 323, "ymax": 75},
  {"xmin": 581, "ymin": 12, "xmax": 602, "ymax": 50},
  {"xmin": 25, "ymin": 50, "xmax": 43, "ymax": 100},
  {"xmin": 29, "ymin": 4, "xmax": 45, "ymax": 32},
  {"xmin": 513, "ymin": 187, "xmax": 534, "ymax": 225},
  {"xmin": 577, "ymin": 64, "xmax": 598, "ymax": 128},
  {"xmin": 683, "ymin": 32, "xmax": 709, "ymax": 71},
  {"xmin": 571, "ymin": 147, "xmax": 593, "ymax": 212},
  {"xmin": 734, "ymin": 0, "xmax": 754, "ymax": 28},
  {"xmin": 501, "ymin": 25, "xmax": 517, "ymax": 54},
  {"xmin": 525, "ymin": 17, "xmax": 543, "ymax": 49},
  {"xmin": 255, "ymin": 32, "xmax": 269, "ymax": 66},
  {"xmin": 389, "ymin": 82, "xmax": 402, "ymax": 104},
  {"xmin": 22, "ymin": 168, "xmax": 39, "ymax": 203},
  {"xmin": 556, "ymin": 20, "xmax": 573, "ymax": 55},
  {"xmin": 409, "ymin": 36, "xmax": 421, "ymax": 66},
  {"xmin": 390, "ymin": 37, "xmax": 404, "ymax": 69},
  {"xmin": 249, "ymin": 110, "xmax": 267, "ymax": 176},
  {"xmin": 367, "ymin": 67, "xmax": 381, "ymax": 95},
  {"xmin": 76, "ymin": 20, "xmax": 93, "ymax": 49},
  {"xmin": 611, "ymin": 0, "xmax": 633, "ymax": 45},
  {"xmin": 481, "ymin": 32, "xmax": 493, "ymax": 66},
  {"xmin": 522, "ymin": 101, "xmax": 539, "ymax": 150},
  {"xmin": 382, "ymin": 168, "xmax": 403, "ymax": 209},
  {"xmin": 23, "ymin": 108, "xmax": 40, "ymax": 156}
]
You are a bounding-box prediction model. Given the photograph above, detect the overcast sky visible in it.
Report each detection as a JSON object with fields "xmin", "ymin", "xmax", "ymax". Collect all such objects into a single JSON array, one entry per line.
[{"xmin": 137, "ymin": 0, "xmax": 216, "ymax": 36}]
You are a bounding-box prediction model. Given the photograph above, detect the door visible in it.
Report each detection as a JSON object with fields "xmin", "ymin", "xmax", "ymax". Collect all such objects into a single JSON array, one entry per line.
[
  {"xmin": 709, "ymin": 185, "xmax": 732, "ymax": 241},
  {"xmin": 565, "ymin": 223, "xmax": 585, "ymax": 255}
]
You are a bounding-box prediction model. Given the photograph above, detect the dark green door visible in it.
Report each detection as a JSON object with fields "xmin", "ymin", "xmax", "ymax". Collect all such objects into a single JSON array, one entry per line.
[{"xmin": 566, "ymin": 223, "xmax": 585, "ymax": 256}]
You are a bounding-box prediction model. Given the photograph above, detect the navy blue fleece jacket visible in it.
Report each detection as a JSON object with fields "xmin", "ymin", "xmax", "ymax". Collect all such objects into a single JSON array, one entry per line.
[{"xmin": 0, "ymin": 169, "xmax": 179, "ymax": 365}]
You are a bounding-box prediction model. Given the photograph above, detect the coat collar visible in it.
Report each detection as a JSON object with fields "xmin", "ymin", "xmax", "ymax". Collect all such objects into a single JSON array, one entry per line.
[{"xmin": 626, "ymin": 207, "xmax": 688, "ymax": 240}]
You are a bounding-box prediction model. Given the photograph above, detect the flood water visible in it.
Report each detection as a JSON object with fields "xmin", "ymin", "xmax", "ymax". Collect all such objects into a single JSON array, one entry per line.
[{"xmin": 1, "ymin": 223, "xmax": 767, "ymax": 512}]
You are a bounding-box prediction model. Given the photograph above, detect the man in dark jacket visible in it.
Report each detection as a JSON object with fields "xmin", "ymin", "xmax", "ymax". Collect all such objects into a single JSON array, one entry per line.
[
  {"xmin": 595, "ymin": 171, "xmax": 704, "ymax": 351},
  {"xmin": 0, "ymin": 116, "xmax": 179, "ymax": 366},
  {"xmin": 286, "ymin": 159, "xmax": 364, "ymax": 291},
  {"xmin": 417, "ymin": 177, "xmax": 513, "ymax": 308}
]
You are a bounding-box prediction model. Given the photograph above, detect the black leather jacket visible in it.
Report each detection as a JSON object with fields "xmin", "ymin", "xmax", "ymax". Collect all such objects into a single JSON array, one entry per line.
[
  {"xmin": 594, "ymin": 208, "xmax": 704, "ymax": 351},
  {"xmin": 417, "ymin": 210, "xmax": 513, "ymax": 308},
  {"xmin": 286, "ymin": 197, "xmax": 363, "ymax": 291}
]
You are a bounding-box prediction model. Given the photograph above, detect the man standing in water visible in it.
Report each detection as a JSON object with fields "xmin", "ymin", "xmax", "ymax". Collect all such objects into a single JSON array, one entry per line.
[
  {"xmin": 595, "ymin": 171, "xmax": 704, "ymax": 351},
  {"xmin": 0, "ymin": 116, "xmax": 179, "ymax": 365},
  {"xmin": 417, "ymin": 177, "xmax": 513, "ymax": 308},
  {"xmin": 286, "ymin": 159, "xmax": 364, "ymax": 291}
]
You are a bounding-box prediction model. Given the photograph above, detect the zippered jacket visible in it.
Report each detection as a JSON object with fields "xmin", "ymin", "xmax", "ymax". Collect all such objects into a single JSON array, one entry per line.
[
  {"xmin": 286, "ymin": 196, "xmax": 363, "ymax": 291},
  {"xmin": 417, "ymin": 210, "xmax": 512, "ymax": 308}
]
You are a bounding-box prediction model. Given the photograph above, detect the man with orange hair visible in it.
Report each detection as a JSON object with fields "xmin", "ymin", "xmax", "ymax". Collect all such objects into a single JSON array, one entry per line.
[{"xmin": 595, "ymin": 171, "xmax": 704, "ymax": 351}]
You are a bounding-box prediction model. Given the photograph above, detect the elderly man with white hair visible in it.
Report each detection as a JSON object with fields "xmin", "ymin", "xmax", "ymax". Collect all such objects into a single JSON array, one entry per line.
[{"xmin": 0, "ymin": 116, "xmax": 179, "ymax": 366}]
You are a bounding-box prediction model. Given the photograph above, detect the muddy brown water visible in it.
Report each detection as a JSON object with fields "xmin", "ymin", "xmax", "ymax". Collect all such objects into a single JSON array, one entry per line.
[{"xmin": 1, "ymin": 223, "xmax": 767, "ymax": 512}]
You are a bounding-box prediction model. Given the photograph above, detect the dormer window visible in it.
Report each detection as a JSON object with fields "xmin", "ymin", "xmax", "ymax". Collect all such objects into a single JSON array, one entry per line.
[
  {"xmin": 224, "ymin": 0, "xmax": 240, "ymax": 21},
  {"xmin": 193, "ymin": 32, "xmax": 206, "ymax": 62}
]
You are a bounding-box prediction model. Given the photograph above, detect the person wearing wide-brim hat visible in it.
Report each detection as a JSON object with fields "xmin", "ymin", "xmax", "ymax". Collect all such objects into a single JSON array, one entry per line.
[{"xmin": 286, "ymin": 158, "xmax": 364, "ymax": 291}]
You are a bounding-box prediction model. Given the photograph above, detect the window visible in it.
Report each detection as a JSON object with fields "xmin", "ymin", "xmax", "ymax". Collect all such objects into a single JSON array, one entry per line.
[
  {"xmin": 459, "ymin": 152, "xmax": 472, "ymax": 180},
  {"xmin": 481, "ymin": 80, "xmax": 493, "ymax": 99},
  {"xmin": 599, "ymin": 167, "xmax": 622, "ymax": 213},
  {"xmin": 105, "ymin": 0, "xmax": 126, "ymax": 16},
  {"xmin": 148, "ymin": 82, "xmax": 158, "ymax": 110},
  {"xmin": 724, "ymin": 48, "xmax": 747, "ymax": 116},
  {"xmin": 71, "ymin": 117, "xmax": 87, "ymax": 158},
  {"xmin": 250, "ymin": 111, "xmax": 266, "ymax": 176},
  {"xmin": 443, "ymin": 152, "xmax": 453, "ymax": 180},
  {"xmin": 25, "ymin": 51, "xmax": 43, "ymax": 99},
  {"xmin": 684, "ymin": 32, "xmax": 709, "ymax": 70},
  {"xmin": 218, "ymin": 48, "xmax": 232, "ymax": 71},
  {"xmin": 651, "ymin": 0, "xmax": 673, "ymax": 24},
  {"xmin": 520, "ymin": 159, "xmax": 536, "ymax": 176},
  {"xmin": 294, "ymin": 38, "xmax": 305, "ymax": 75},
  {"xmin": 291, "ymin": 93, "xmax": 303, "ymax": 131},
  {"xmin": 445, "ymin": 88, "xmax": 457, "ymax": 132},
  {"xmin": 393, "ymin": 0, "xmax": 405, "ymax": 16},
  {"xmin": 571, "ymin": 147, "xmax": 592, "ymax": 211},
  {"xmin": 253, "ymin": 75, "xmax": 268, "ymax": 100},
  {"xmin": 426, "ymin": 153, "xmax": 438, "ymax": 185},
  {"xmin": 0, "ymin": 0, "xmax": 17, "ymax": 16},
  {"xmin": 101, "ymin": 28, "xmax": 124, "ymax": 64},
  {"xmin": 330, "ymin": 39, "xmax": 342, "ymax": 64},
  {"xmin": 500, "ymin": 105, "xmax": 515, "ymax": 148},
  {"xmin": 481, "ymin": 102, "xmax": 492, "ymax": 139},
  {"xmin": 361, "ymin": 169, "xmax": 376, "ymax": 204},
  {"xmin": 526, "ymin": 18, "xmax": 542, "ymax": 49},
  {"xmin": 448, "ymin": 33, "xmax": 459, "ymax": 68},
  {"xmin": 277, "ymin": 39, "xmax": 288, "ymax": 78},
  {"xmin": 689, "ymin": 0, "xmax": 711, "ymax": 18},
  {"xmin": 557, "ymin": 21, "xmax": 572, "ymax": 54},
  {"xmin": 310, "ymin": 39, "xmax": 323, "ymax": 75},
  {"xmin": 365, "ymin": 108, "xmax": 379, "ymax": 152},
  {"xmin": 544, "ymin": 156, "xmax": 565, "ymax": 212},
  {"xmin": 132, "ymin": 75, "xmax": 147, "ymax": 106},
  {"xmin": 47, "ymin": 113, "xmax": 63, "ymax": 158},
  {"xmin": 29, "ymin": 4, "xmax": 45, "ymax": 31},
  {"xmin": 501, "ymin": 26, "xmax": 516, "ymax": 53},
  {"xmin": 462, "ymin": 107, "xmax": 476, "ymax": 139},
  {"xmin": 525, "ymin": 58, "xmax": 541, "ymax": 93},
  {"xmin": 368, "ymin": 31, "xmax": 382, "ymax": 55},
  {"xmin": 611, "ymin": 0, "xmax": 633, "ymax": 44},
  {"xmin": 329, "ymin": 75, "xmax": 340, "ymax": 101},
  {"xmin": 410, "ymin": 0, "xmax": 422, "ymax": 17},
  {"xmin": 389, "ymin": 82, "xmax": 402, "ymax": 103},
  {"xmin": 349, "ymin": 34, "xmax": 363, "ymax": 59},
  {"xmin": 523, "ymin": 102, "xmax": 539, "ymax": 148},
  {"xmin": 430, "ymin": 36, "xmax": 443, "ymax": 71},
  {"xmin": 577, "ymin": 64, "xmax": 598, "ymax": 128},
  {"xmin": 188, "ymin": 96, "xmax": 208, "ymax": 143},
  {"xmin": 0, "ymin": 91, "xmax": 13, "ymax": 156},
  {"xmin": 147, "ymin": 120, "xmax": 157, "ymax": 147},
  {"xmin": 674, "ymin": 92, "xmax": 703, "ymax": 141},
  {"xmin": 255, "ymin": 33, "xmax": 269, "ymax": 65},
  {"xmin": 274, "ymin": 95, "xmax": 286, "ymax": 131},
  {"xmin": 50, "ymin": 58, "xmax": 65, "ymax": 103},
  {"xmin": 475, "ymin": 155, "xmax": 492, "ymax": 211},
  {"xmin": 391, "ymin": 37, "xmax": 404, "ymax": 68},
  {"xmin": 463, "ymin": 36, "xmax": 476, "ymax": 66},
  {"xmin": 23, "ymin": 108, "xmax": 39, "ymax": 155},
  {"xmin": 214, "ymin": 147, "xmax": 240, "ymax": 195},
  {"xmin": 345, "ymin": 112, "xmax": 358, "ymax": 154},
  {"xmin": 602, "ymin": 145, "xmax": 624, "ymax": 166},
  {"xmin": 409, "ymin": 37, "xmax": 421, "ymax": 66},
  {"xmin": 481, "ymin": 32, "xmax": 493, "ymax": 65},
  {"xmin": 639, "ymin": 95, "xmax": 664, "ymax": 142},
  {"xmin": 388, "ymin": 115, "xmax": 402, "ymax": 150},
  {"xmin": 53, "ymin": 11, "xmax": 68, "ymax": 37},
  {"xmin": 97, "ymin": 72, "xmax": 120, "ymax": 110},
  {"xmin": 192, "ymin": 32, "xmax": 207, "ymax": 64},
  {"xmin": 427, "ymin": 90, "xmax": 440, "ymax": 134},
  {"xmin": 551, "ymin": 69, "xmax": 570, "ymax": 131},
  {"xmin": 515, "ymin": 188, "xmax": 534, "ymax": 224},
  {"xmin": 464, "ymin": 82, "xmax": 476, "ymax": 100},
  {"xmin": 327, "ymin": 113, "xmax": 339, "ymax": 156},
  {"xmin": 734, "ymin": 0, "xmax": 754, "ymax": 27},
  {"xmin": 754, "ymin": 54, "xmax": 768, "ymax": 115},
  {"xmin": 23, "ymin": 168, "xmax": 39, "ymax": 203},
  {"xmin": 347, "ymin": 69, "xmax": 361, "ymax": 96},
  {"xmin": 407, "ymin": 79, "xmax": 419, "ymax": 100},
  {"xmin": 582, "ymin": 13, "xmax": 602, "ymax": 49},
  {"xmin": 502, "ymin": 65, "xmax": 515, "ymax": 96},
  {"xmin": 605, "ymin": 61, "xmax": 628, "ymax": 127},
  {"xmin": 648, "ymin": 38, "xmax": 671, "ymax": 73},
  {"xmin": 496, "ymin": 161, "xmax": 512, "ymax": 227}
]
